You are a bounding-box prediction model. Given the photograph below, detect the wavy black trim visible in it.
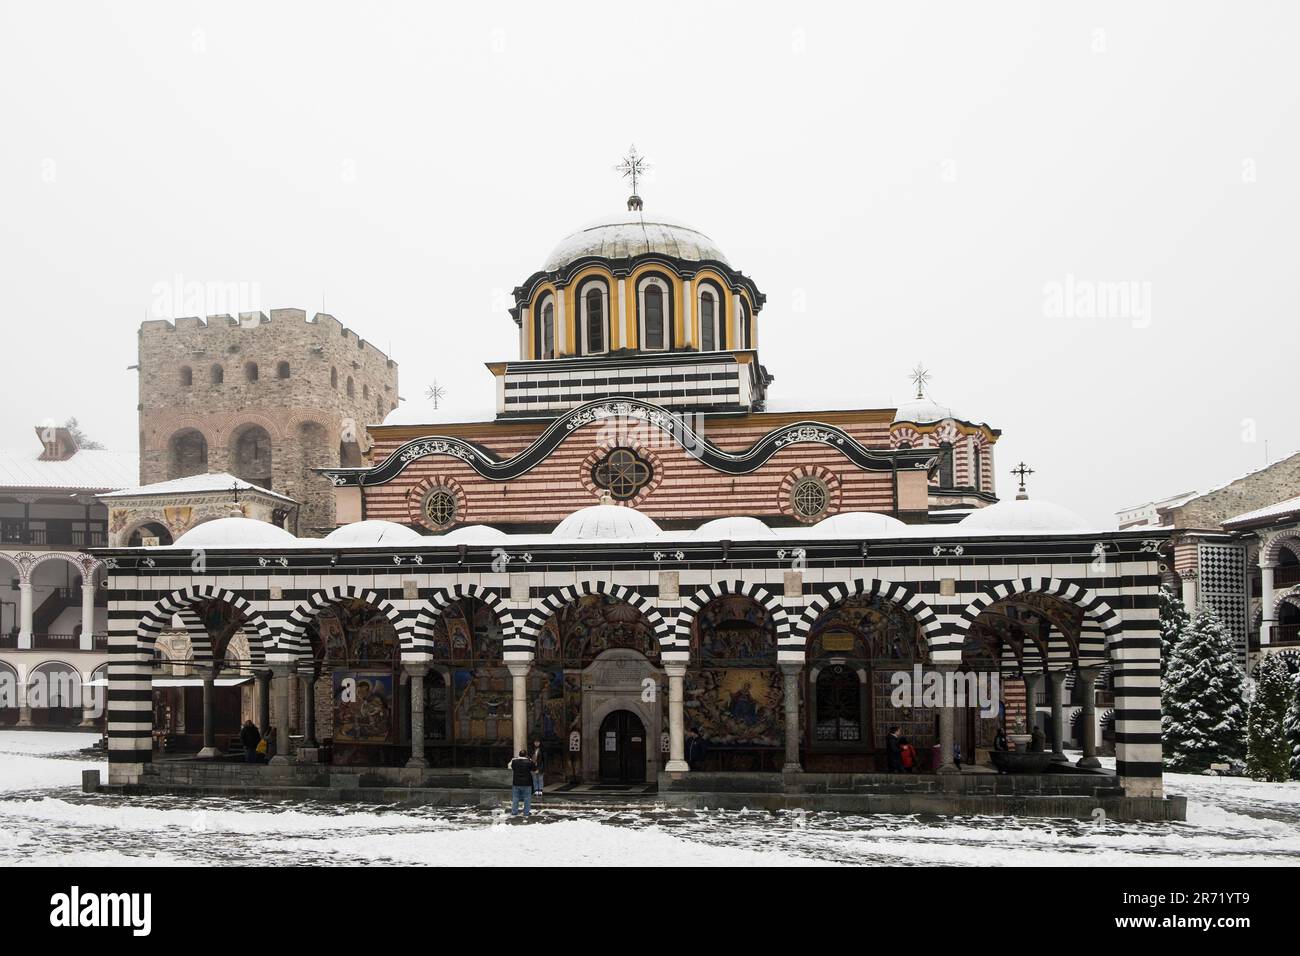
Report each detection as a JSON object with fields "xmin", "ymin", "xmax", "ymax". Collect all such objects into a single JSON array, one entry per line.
[{"xmin": 321, "ymin": 398, "xmax": 937, "ymax": 487}]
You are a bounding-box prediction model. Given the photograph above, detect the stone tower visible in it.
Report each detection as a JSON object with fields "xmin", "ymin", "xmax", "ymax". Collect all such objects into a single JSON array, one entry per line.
[{"xmin": 137, "ymin": 309, "xmax": 399, "ymax": 535}]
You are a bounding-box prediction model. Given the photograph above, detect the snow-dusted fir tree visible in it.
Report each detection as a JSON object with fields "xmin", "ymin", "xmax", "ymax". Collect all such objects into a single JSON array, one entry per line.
[
  {"xmin": 1158, "ymin": 587, "xmax": 1189, "ymax": 677},
  {"xmin": 1162, "ymin": 607, "xmax": 1246, "ymax": 772},
  {"xmin": 1284, "ymin": 670, "xmax": 1300, "ymax": 780},
  {"xmin": 1246, "ymin": 653, "xmax": 1291, "ymax": 781}
]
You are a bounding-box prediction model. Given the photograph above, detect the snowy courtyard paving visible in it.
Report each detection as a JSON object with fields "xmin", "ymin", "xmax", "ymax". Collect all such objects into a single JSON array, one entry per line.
[{"xmin": 2, "ymin": 731, "xmax": 1297, "ymax": 866}]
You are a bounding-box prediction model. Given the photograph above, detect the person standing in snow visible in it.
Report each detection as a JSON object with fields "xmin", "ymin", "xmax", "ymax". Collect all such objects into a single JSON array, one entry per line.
[
  {"xmin": 508, "ymin": 749, "xmax": 537, "ymax": 817},
  {"xmin": 239, "ymin": 720, "xmax": 260, "ymax": 763},
  {"xmin": 686, "ymin": 726, "xmax": 707, "ymax": 770},
  {"xmin": 900, "ymin": 736, "xmax": 916, "ymax": 773},
  {"xmin": 530, "ymin": 738, "xmax": 545, "ymax": 796},
  {"xmin": 886, "ymin": 725, "xmax": 902, "ymax": 773}
]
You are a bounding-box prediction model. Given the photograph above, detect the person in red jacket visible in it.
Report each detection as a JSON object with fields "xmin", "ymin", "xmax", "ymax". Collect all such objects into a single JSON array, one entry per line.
[{"xmin": 900, "ymin": 737, "xmax": 916, "ymax": 773}]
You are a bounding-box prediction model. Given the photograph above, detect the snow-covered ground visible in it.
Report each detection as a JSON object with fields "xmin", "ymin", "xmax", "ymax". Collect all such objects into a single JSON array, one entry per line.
[{"xmin": 2, "ymin": 731, "xmax": 1297, "ymax": 866}]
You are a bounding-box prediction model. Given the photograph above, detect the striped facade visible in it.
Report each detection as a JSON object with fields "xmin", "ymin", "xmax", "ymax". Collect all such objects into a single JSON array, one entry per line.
[{"xmin": 103, "ymin": 530, "xmax": 1166, "ymax": 795}]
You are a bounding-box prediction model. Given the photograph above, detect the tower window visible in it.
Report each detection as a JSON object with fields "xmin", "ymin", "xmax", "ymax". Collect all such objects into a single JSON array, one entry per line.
[
  {"xmin": 534, "ymin": 297, "xmax": 555, "ymax": 359},
  {"xmin": 939, "ymin": 441, "xmax": 954, "ymax": 487},
  {"xmin": 277, "ymin": 361, "xmax": 290, "ymax": 379},
  {"xmin": 698, "ymin": 285, "xmax": 724, "ymax": 351},
  {"xmin": 210, "ymin": 364, "xmax": 224, "ymax": 385},
  {"xmin": 739, "ymin": 299, "xmax": 752, "ymax": 349},
  {"xmin": 245, "ymin": 362, "xmax": 259, "ymax": 383},
  {"xmin": 582, "ymin": 284, "xmax": 607, "ymax": 354},
  {"xmin": 331, "ymin": 367, "xmax": 338, "ymax": 388},
  {"xmin": 346, "ymin": 376, "xmax": 355, "ymax": 398},
  {"xmin": 179, "ymin": 366, "xmax": 193, "ymax": 387},
  {"xmin": 639, "ymin": 277, "xmax": 670, "ymax": 351},
  {"xmin": 592, "ymin": 448, "xmax": 654, "ymax": 501},
  {"xmin": 973, "ymin": 445, "xmax": 982, "ymax": 491}
]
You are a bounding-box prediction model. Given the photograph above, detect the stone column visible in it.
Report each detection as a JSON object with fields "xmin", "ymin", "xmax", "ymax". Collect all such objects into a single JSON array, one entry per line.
[
  {"xmin": 269, "ymin": 664, "xmax": 293, "ymax": 765},
  {"xmin": 17, "ymin": 582, "xmax": 33, "ymax": 649},
  {"xmin": 779, "ymin": 662, "xmax": 803, "ymax": 773},
  {"xmin": 1020, "ymin": 670, "xmax": 1043, "ymax": 737},
  {"xmin": 405, "ymin": 663, "xmax": 428, "ymax": 769},
  {"xmin": 1047, "ymin": 669, "xmax": 1069, "ymax": 764},
  {"xmin": 1260, "ymin": 563, "xmax": 1276, "ymax": 646},
  {"xmin": 507, "ymin": 662, "xmax": 530, "ymax": 758},
  {"xmin": 256, "ymin": 669, "xmax": 271, "ymax": 734},
  {"xmin": 663, "ymin": 662, "xmax": 688, "ymax": 772},
  {"xmin": 197, "ymin": 665, "xmax": 219, "ymax": 759},
  {"xmin": 930, "ymin": 663, "xmax": 957, "ymax": 773},
  {"xmin": 80, "ymin": 581, "xmax": 96, "ymax": 650},
  {"xmin": 1075, "ymin": 666, "xmax": 1102, "ymax": 769},
  {"xmin": 301, "ymin": 670, "xmax": 318, "ymax": 748}
]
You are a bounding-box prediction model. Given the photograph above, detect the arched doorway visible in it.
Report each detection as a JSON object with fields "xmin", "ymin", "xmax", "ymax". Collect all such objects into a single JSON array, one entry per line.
[
  {"xmin": 168, "ymin": 429, "xmax": 208, "ymax": 480},
  {"xmin": 598, "ymin": 709, "xmax": 647, "ymax": 784},
  {"xmin": 804, "ymin": 594, "xmax": 928, "ymax": 772},
  {"xmin": 231, "ymin": 424, "xmax": 273, "ymax": 490},
  {"xmin": 536, "ymin": 595, "xmax": 664, "ymax": 783},
  {"xmin": 27, "ymin": 661, "xmax": 83, "ymax": 727}
]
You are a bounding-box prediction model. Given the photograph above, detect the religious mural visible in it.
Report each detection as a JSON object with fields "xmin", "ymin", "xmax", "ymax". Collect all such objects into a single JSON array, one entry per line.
[
  {"xmin": 686, "ymin": 596, "xmax": 782, "ymax": 750},
  {"xmin": 311, "ymin": 600, "xmax": 401, "ymax": 757}
]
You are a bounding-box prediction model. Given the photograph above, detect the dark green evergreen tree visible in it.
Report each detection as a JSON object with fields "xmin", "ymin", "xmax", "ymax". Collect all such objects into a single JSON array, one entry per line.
[
  {"xmin": 1162, "ymin": 607, "xmax": 1245, "ymax": 772},
  {"xmin": 1246, "ymin": 653, "xmax": 1291, "ymax": 781}
]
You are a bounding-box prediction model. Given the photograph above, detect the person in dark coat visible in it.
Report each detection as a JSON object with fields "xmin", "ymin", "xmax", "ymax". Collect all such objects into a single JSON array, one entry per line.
[
  {"xmin": 239, "ymin": 720, "xmax": 260, "ymax": 763},
  {"xmin": 993, "ymin": 726, "xmax": 1009, "ymax": 752},
  {"xmin": 530, "ymin": 738, "xmax": 545, "ymax": 796},
  {"xmin": 508, "ymin": 749, "xmax": 537, "ymax": 817},
  {"xmin": 685, "ymin": 727, "xmax": 707, "ymax": 770},
  {"xmin": 885, "ymin": 725, "xmax": 902, "ymax": 773}
]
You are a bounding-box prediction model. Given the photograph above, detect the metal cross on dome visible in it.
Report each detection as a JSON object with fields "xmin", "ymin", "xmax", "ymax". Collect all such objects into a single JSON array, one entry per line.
[
  {"xmin": 910, "ymin": 363, "xmax": 931, "ymax": 399},
  {"xmin": 615, "ymin": 145, "xmax": 651, "ymax": 197},
  {"xmin": 425, "ymin": 380, "xmax": 447, "ymax": 410},
  {"xmin": 1011, "ymin": 461, "xmax": 1035, "ymax": 495}
]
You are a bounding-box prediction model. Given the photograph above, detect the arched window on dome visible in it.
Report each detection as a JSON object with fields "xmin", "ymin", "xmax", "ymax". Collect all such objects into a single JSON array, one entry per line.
[
  {"xmin": 739, "ymin": 297, "xmax": 753, "ymax": 349},
  {"xmin": 579, "ymin": 280, "xmax": 609, "ymax": 355},
  {"xmin": 638, "ymin": 276, "xmax": 672, "ymax": 351},
  {"xmin": 973, "ymin": 445, "xmax": 982, "ymax": 491},
  {"xmin": 698, "ymin": 281, "xmax": 725, "ymax": 352},
  {"xmin": 533, "ymin": 295, "xmax": 556, "ymax": 359},
  {"xmin": 939, "ymin": 441, "xmax": 954, "ymax": 487}
]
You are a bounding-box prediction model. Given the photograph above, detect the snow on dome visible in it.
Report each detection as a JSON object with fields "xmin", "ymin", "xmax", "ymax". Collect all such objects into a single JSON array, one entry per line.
[
  {"xmin": 544, "ymin": 212, "xmax": 729, "ymax": 273},
  {"xmin": 173, "ymin": 516, "xmax": 297, "ymax": 548},
  {"xmin": 806, "ymin": 511, "xmax": 909, "ymax": 537},
  {"xmin": 438, "ymin": 525, "xmax": 509, "ymax": 543},
  {"xmin": 688, "ymin": 516, "xmax": 775, "ymax": 540},
  {"xmin": 893, "ymin": 396, "xmax": 961, "ymax": 425},
  {"xmin": 956, "ymin": 497, "xmax": 1092, "ymax": 534},
  {"xmin": 324, "ymin": 520, "xmax": 424, "ymax": 545},
  {"xmin": 552, "ymin": 503, "xmax": 662, "ymax": 540}
]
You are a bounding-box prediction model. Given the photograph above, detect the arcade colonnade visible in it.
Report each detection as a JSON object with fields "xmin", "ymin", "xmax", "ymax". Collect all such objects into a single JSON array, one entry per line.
[
  {"xmin": 0, "ymin": 549, "xmax": 103, "ymax": 649},
  {"xmin": 104, "ymin": 565, "xmax": 1163, "ymax": 795}
]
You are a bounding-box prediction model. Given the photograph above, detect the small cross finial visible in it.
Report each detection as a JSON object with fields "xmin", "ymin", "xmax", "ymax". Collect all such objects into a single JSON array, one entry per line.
[
  {"xmin": 615, "ymin": 145, "xmax": 651, "ymax": 209},
  {"xmin": 425, "ymin": 380, "xmax": 447, "ymax": 410},
  {"xmin": 1011, "ymin": 462, "xmax": 1035, "ymax": 498},
  {"xmin": 909, "ymin": 363, "xmax": 931, "ymax": 399}
]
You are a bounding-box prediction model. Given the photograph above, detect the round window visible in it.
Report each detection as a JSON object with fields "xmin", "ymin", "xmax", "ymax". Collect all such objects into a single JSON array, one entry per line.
[
  {"xmin": 790, "ymin": 476, "xmax": 829, "ymax": 521},
  {"xmin": 423, "ymin": 488, "xmax": 458, "ymax": 528},
  {"xmin": 592, "ymin": 448, "xmax": 653, "ymax": 501}
]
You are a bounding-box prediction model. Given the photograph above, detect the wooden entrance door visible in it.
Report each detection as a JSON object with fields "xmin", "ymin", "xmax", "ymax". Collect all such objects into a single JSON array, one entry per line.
[{"xmin": 597, "ymin": 710, "xmax": 646, "ymax": 783}]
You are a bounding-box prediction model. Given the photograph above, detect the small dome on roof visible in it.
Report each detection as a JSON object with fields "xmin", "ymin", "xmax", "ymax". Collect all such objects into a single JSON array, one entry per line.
[
  {"xmin": 439, "ymin": 525, "xmax": 509, "ymax": 544},
  {"xmin": 174, "ymin": 516, "xmax": 297, "ymax": 548},
  {"xmin": 807, "ymin": 511, "xmax": 909, "ymax": 537},
  {"xmin": 544, "ymin": 211, "xmax": 729, "ymax": 273},
  {"xmin": 893, "ymin": 396, "xmax": 960, "ymax": 425},
  {"xmin": 553, "ymin": 503, "xmax": 662, "ymax": 540},
  {"xmin": 324, "ymin": 520, "xmax": 423, "ymax": 545},
  {"xmin": 957, "ymin": 497, "xmax": 1092, "ymax": 534},
  {"xmin": 689, "ymin": 516, "xmax": 776, "ymax": 540}
]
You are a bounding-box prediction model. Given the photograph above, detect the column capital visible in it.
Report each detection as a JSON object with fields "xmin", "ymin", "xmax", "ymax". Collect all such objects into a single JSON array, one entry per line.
[
  {"xmin": 506, "ymin": 661, "xmax": 531, "ymax": 679},
  {"xmin": 663, "ymin": 662, "xmax": 687, "ymax": 679},
  {"xmin": 778, "ymin": 660, "xmax": 804, "ymax": 677},
  {"xmin": 403, "ymin": 662, "xmax": 430, "ymax": 678}
]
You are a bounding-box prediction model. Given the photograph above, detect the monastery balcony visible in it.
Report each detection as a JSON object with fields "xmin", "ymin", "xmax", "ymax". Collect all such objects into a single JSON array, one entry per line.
[
  {"xmin": 0, "ymin": 524, "xmax": 106, "ymax": 549},
  {"xmin": 0, "ymin": 632, "xmax": 107, "ymax": 650}
]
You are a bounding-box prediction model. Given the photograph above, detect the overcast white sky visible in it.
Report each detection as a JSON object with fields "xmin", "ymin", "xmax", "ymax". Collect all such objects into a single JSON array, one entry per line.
[{"xmin": 2, "ymin": 1, "xmax": 1297, "ymax": 525}]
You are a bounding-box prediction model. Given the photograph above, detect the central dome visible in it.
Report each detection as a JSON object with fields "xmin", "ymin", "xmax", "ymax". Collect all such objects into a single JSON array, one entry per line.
[
  {"xmin": 553, "ymin": 503, "xmax": 662, "ymax": 540},
  {"xmin": 544, "ymin": 211, "xmax": 729, "ymax": 272}
]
